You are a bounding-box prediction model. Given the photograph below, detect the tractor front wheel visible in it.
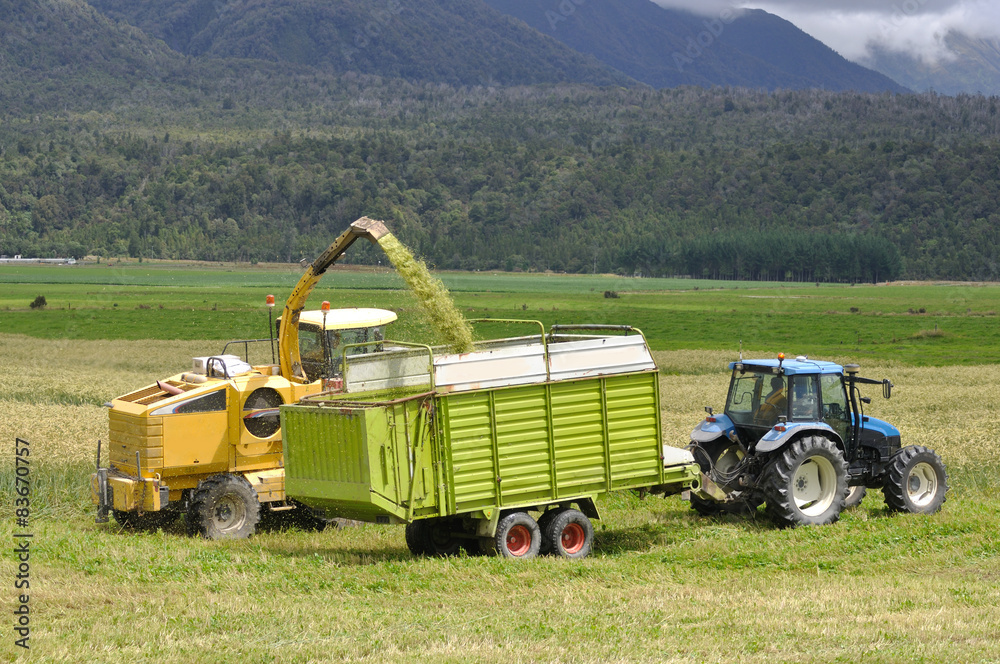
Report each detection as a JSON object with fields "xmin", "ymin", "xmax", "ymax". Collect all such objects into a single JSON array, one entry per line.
[
  {"xmin": 883, "ymin": 446, "xmax": 948, "ymax": 514},
  {"xmin": 844, "ymin": 485, "xmax": 867, "ymax": 509},
  {"xmin": 761, "ymin": 435, "xmax": 848, "ymax": 527},
  {"xmin": 186, "ymin": 474, "xmax": 260, "ymax": 540}
]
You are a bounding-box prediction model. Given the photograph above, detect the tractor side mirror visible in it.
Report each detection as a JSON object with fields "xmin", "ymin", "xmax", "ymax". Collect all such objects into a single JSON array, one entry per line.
[{"xmin": 883, "ymin": 380, "xmax": 892, "ymax": 399}]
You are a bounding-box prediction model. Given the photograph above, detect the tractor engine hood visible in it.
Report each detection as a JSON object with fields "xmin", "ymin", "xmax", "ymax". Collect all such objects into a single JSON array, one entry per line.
[{"xmin": 858, "ymin": 415, "xmax": 901, "ymax": 438}]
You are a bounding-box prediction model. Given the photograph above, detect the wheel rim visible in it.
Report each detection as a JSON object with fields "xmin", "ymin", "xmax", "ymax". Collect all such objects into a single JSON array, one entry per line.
[
  {"xmin": 906, "ymin": 462, "xmax": 938, "ymax": 507},
  {"xmin": 560, "ymin": 523, "xmax": 586, "ymax": 555},
  {"xmin": 213, "ymin": 494, "xmax": 247, "ymax": 532},
  {"xmin": 506, "ymin": 524, "xmax": 532, "ymax": 557},
  {"xmin": 792, "ymin": 455, "xmax": 838, "ymax": 517}
]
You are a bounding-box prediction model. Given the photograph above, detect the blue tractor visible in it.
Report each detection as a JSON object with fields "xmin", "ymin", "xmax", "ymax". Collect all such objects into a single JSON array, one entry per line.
[{"xmin": 687, "ymin": 355, "xmax": 947, "ymax": 527}]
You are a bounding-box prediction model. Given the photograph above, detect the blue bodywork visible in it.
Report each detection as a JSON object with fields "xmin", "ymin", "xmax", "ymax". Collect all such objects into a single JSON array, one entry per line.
[{"xmin": 690, "ymin": 413, "xmax": 737, "ymax": 443}]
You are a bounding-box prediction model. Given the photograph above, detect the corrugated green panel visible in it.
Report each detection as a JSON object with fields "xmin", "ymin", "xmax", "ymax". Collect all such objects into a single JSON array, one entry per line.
[
  {"xmin": 444, "ymin": 392, "xmax": 498, "ymax": 512},
  {"xmin": 495, "ymin": 386, "xmax": 553, "ymax": 503},
  {"xmin": 283, "ymin": 406, "xmax": 369, "ymax": 488},
  {"xmin": 551, "ymin": 380, "xmax": 607, "ymax": 494},
  {"xmin": 606, "ymin": 374, "xmax": 661, "ymax": 487}
]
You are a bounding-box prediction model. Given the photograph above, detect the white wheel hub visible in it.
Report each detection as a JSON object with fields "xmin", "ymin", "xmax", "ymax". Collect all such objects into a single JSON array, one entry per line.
[
  {"xmin": 906, "ymin": 462, "xmax": 938, "ymax": 507},
  {"xmin": 792, "ymin": 456, "xmax": 837, "ymax": 516}
]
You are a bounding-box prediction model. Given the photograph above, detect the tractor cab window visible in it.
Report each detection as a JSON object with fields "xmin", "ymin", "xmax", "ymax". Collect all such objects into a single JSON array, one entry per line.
[
  {"xmin": 789, "ymin": 375, "xmax": 820, "ymax": 421},
  {"xmin": 726, "ymin": 371, "xmax": 786, "ymax": 427},
  {"xmin": 820, "ymin": 374, "xmax": 850, "ymax": 442}
]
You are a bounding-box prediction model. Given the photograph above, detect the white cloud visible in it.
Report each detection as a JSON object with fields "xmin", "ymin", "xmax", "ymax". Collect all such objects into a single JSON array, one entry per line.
[{"xmin": 651, "ymin": 0, "xmax": 1000, "ymax": 64}]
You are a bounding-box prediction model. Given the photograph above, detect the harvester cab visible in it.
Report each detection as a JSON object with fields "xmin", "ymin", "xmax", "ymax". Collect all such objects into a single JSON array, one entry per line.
[
  {"xmin": 92, "ymin": 217, "xmax": 399, "ymax": 539},
  {"xmin": 688, "ymin": 355, "xmax": 947, "ymax": 527}
]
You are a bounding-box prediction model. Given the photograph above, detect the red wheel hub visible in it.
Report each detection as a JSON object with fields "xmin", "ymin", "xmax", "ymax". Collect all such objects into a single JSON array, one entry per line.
[
  {"xmin": 505, "ymin": 524, "xmax": 532, "ymax": 556},
  {"xmin": 560, "ymin": 522, "xmax": 586, "ymax": 554}
]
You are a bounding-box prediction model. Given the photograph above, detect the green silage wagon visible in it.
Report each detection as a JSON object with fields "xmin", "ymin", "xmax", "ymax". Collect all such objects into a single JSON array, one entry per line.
[{"xmin": 280, "ymin": 324, "xmax": 701, "ymax": 559}]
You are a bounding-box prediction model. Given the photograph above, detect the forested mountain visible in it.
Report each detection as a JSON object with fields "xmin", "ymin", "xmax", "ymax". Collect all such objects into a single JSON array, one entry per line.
[
  {"xmin": 0, "ymin": 0, "xmax": 179, "ymax": 111},
  {"xmin": 3, "ymin": 82, "xmax": 999, "ymax": 281},
  {"xmin": 860, "ymin": 32, "xmax": 1000, "ymax": 96},
  {"xmin": 85, "ymin": 0, "xmax": 630, "ymax": 86},
  {"xmin": 484, "ymin": 0, "xmax": 907, "ymax": 93}
]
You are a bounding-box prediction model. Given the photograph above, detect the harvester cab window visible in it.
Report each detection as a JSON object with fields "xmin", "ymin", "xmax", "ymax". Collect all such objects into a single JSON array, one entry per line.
[
  {"xmin": 298, "ymin": 324, "xmax": 326, "ymax": 381},
  {"xmin": 789, "ymin": 375, "xmax": 820, "ymax": 421}
]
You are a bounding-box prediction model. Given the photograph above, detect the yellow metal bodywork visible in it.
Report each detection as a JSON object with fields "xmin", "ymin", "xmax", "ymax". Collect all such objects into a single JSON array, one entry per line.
[{"xmin": 94, "ymin": 217, "xmax": 395, "ymax": 520}]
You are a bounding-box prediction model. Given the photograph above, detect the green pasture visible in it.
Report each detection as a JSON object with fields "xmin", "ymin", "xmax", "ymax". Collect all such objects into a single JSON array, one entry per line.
[{"xmin": 2, "ymin": 264, "xmax": 999, "ymax": 365}]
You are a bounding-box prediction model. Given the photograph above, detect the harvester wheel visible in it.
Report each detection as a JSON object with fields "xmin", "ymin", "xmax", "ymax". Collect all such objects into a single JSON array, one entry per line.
[
  {"xmin": 187, "ymin": 474, "xmax": 260, "ymax": 540},
  {"xmin": 844, "ymin": 485, "xmax": 867, "ymax": 509},
  {"xmin": 761, "ymin": 435, "xmax": 848, "ymax": 527},
  {"xmin": 112, "ymin": 509, "xmax": 179, "ymax": 532},
  {"xmin": 882, "ymin": 446, "xmax": 948, "ymax": 514},
  {"xmin": 543, "ymin": 509, "xmax": 594, "ymax": 559},
  {"xmin": 491, "ymin": 511, "xmax": 541, "ymax": 559}
]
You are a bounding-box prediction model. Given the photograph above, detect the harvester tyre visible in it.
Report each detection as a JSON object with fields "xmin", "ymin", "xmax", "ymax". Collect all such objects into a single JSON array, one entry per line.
[
  {"xmin": 761, "ymin": 435, "xmax": 848, "ymax": 528},
  {"xmin": 113, "ymin": 509, "xmax": 179, "ymax": 531},
  {"xmin": 882, "ymin": 446, "xmax": 948, "ymax": 514},
  {"xmin": 491, "ymin": 511, "xmax": 541, "ymax": 559},
  {"xmin": 544, "ymin": 509, "xmax": 594, "ymax": 559},
  {"xmin": 844, "ymin": 485, "xmax": 867, "ymax": 509},
  {"xmin": 186, "ymin": 474, "xmax": 260, "ymax": 540}
]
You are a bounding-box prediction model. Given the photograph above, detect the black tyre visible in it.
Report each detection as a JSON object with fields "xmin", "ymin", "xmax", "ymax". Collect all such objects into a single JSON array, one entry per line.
[
  {"xmin": 882, "ymin": 445, "xmax": 948, "ymax": 514},
  {"xmin": 761, "ymin": 435, "xmax": 848, "ymax": 527},
  {"xmin": 843, "ymin": 485, "xmax": 867, "ymax": 510},
  {"xmin": 186, "ymin": 474, "xmax": 260, "ymax": 540},
  {"xmin": 404, "ymin": 521, "xmax": 429, "ymax": 556},
  {"xmin": 536, "ymin": 508, "xmax": 566, "ymax": 555},
  {"xmin": 112, "ymin": 509, "xmax": 179, "ymax": 531},
  {"xmin": 422, "ymin": 518, "xmax": 463, "ymax": 557},
  {"xmin": 491, "ymin": 511, "xmax": 541, "ymax": 559},
  {"xmin": 543, "ymin": 508, "xmax": 594, "ymax": 559}
]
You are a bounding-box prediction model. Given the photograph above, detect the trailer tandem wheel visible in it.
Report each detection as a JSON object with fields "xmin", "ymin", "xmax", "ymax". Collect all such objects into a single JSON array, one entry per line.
[
  {"xmin": 543, "ymin": 509, "xmax": 594, "ymax": 559},
  {"xmin": 487, "ymin": 511, "xmax": 541, "ymax": 559}
]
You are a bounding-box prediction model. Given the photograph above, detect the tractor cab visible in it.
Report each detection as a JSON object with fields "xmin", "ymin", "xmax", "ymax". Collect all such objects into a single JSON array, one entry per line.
[
  {"xmin": 279, "ymin": 308, "xmax": 397, "ymax": 383},
  {"xmin": 722, "ymin": 356, "xmax": 854, "ymax": 451}
]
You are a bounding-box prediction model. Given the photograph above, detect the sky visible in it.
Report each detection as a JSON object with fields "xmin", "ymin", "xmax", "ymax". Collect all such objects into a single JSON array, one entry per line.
[{"xmin": 652, "ymin": 0, "xmax": 1000, "ymax": 64}]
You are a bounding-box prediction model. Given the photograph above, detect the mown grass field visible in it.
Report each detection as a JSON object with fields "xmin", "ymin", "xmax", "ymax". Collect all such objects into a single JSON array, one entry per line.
[{"xmin": 2, "ymin": 265, "xmax": 1000, "ymax": 663}]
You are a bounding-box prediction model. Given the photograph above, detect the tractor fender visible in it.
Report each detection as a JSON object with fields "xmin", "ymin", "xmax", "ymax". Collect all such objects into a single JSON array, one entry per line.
[
  {"xmin": 755, "ymin": 422, "xmax": 843, "ymax": 454},
  {"xmin": 690, "ymin": 413, "xmax": 736, "ymax": 443}
]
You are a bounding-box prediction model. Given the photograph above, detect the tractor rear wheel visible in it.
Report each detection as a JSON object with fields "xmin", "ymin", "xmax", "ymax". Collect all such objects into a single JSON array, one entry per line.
[
  {"xmin": 883, "ymin": 446, "xmax": 948, "ymax": 514},
  {"xmin": 543, "ymin": 509, "xmax": 594, "ymax": 559},
  {"xmin": 761, "ymin": 435, "xmax": 848, "ymax": 527},
  {"xmin": 488, "ymin": 511, "xmax": 541, "ymax": 559},
  {"xmin": 186, "ymin": 474, "xmax": 260, "ymax": 540},
  {"xmin": 113, "ymin": 509, "xmax": 179, "ymax": 531}
]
